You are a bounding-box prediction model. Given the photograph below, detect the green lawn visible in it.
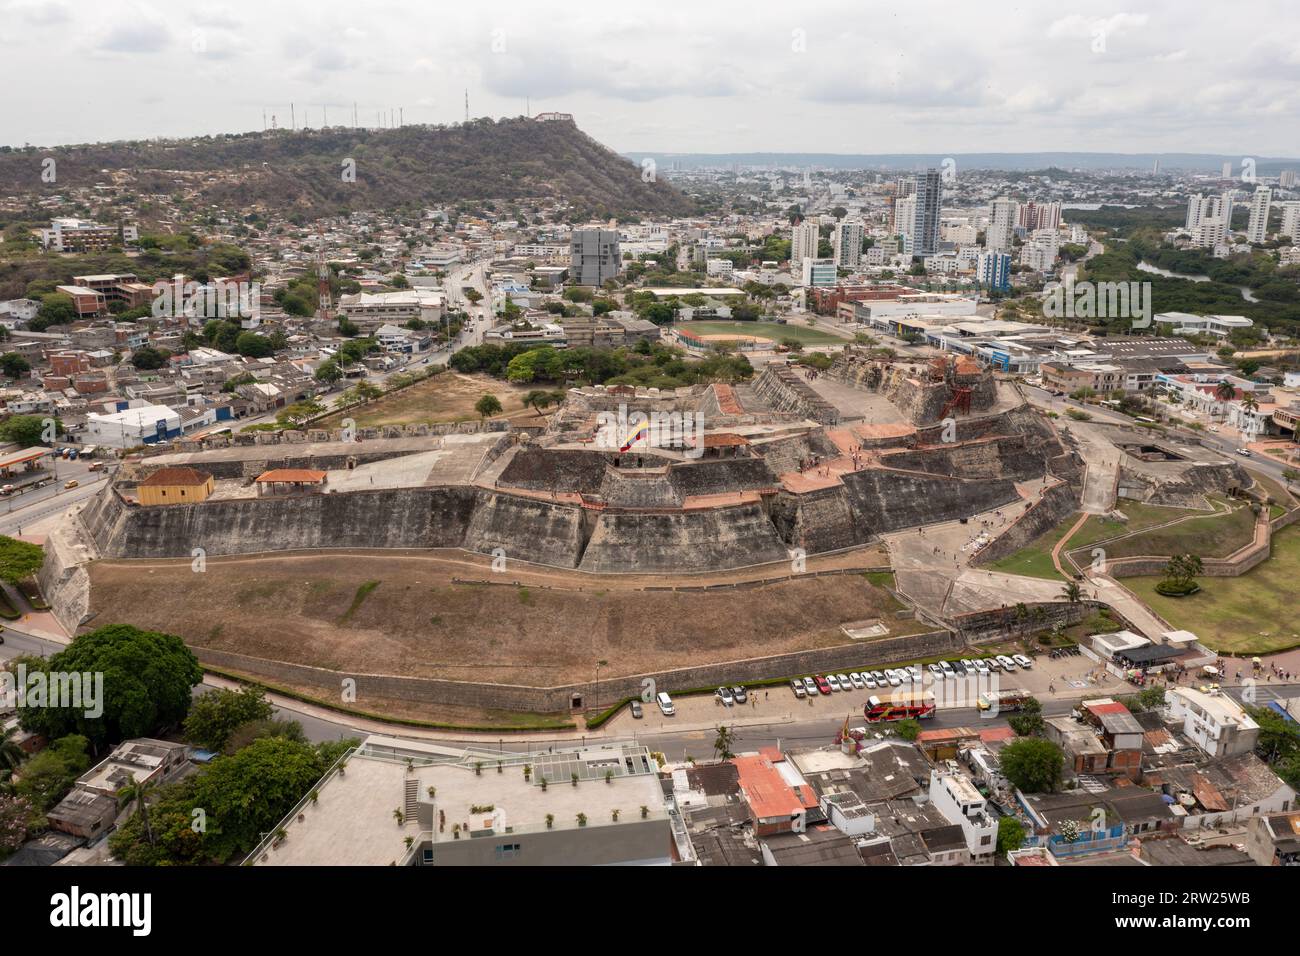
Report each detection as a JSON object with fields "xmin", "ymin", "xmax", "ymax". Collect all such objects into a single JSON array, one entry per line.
[
  {"xmin": 1066, "ymin": 501, "xmax": 1198, "ymax": 552},
  {"xmin": 986, "ymin": 516, "xmax": 1077, "ymax": 580},
  {"xmin": 1094, "ymin": 498, "xmax": 1256, "ymax": 561},
  {"xmin": 673, "ymin": 320, "xmax": 843, "ymax": 345},
  {"xmin": 1123, "ymin": 525, "xmax": 1300, "ymax": 654}
]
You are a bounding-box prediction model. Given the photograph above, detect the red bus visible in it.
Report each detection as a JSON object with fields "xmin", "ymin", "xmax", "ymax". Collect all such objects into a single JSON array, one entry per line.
[{"xmin": 864, "ymin": 689, "xmax": 936, "ymax": 722}]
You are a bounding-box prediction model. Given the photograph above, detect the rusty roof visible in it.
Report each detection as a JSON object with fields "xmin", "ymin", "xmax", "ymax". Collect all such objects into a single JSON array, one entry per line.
[{"xmin": 254, "ymin": 469, "xmax": 328, "ymax": 483}]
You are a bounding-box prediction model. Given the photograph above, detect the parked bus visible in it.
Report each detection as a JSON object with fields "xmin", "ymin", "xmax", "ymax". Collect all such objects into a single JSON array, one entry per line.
[
  {"xmin": 863, "ymin": 689, "xmax": 936, "ymax": 722},
  {"xmin": 977, "ymin": 688, "xmax": 1033, "ymax": 713}
]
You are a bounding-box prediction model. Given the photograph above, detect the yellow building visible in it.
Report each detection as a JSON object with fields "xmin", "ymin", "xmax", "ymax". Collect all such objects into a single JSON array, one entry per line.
[{"xmin": 136, "ymin": 466, "xmax": 214, "ymax": 506}]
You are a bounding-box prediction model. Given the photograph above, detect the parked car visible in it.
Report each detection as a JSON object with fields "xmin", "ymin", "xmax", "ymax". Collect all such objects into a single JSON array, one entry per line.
[
  {"xmin": 863, "ymin": 674, "xmax": 878, "ymax": 688},
  {"xmin": 825, "ymin": 674, "xmax": 841, "ymax": 692},
  {"xmin": 630, "ymin": 700, "xmax": 643, "ymax": 719},
  {"xmin": 716, "ymin": 686, "xmax": 734, "ymax": 706},
  {"xmin": 814, "ymin": 676, "xmax": 832, "ymax": 695},
  {"xmin": 973, "ymin": 659, "xmax": 990, "ymax": 675},
  {"xmin": 884, "ymin": 670, "xmax": 903, "ymax": 687},
  {"xmin": 835, "ymin": 674, "xmax": 851, "ymax": 691},
  {"xmin": 657, "ymin": 691, "xmax": 675, "ymax": 716},
  {"xmin": 908, "ymin": 665, "xmax": 923, "ymax": 683},
  {"xmin": 803, "ymin": 677, "xmax": 819, "ymax": 696},
  {"xmin": 731, "ymin": 686, "xmax": 748, "ymax": 705},
  {"xmin": 790, "ymin": 679, "xmax": 807, "ymax": 699},
  {"xmin": 870, "ymin": 671, "xmax": 887, "ymax": 685},
  {"xmin": 984, "ymin": 657, "xmax": 1002, "ymax": 671},
  {"xmin": 848, "ymin": 672, "xmax": 865, "ymax": 689},
  {"xmin": 997, "ymin": 655, "xmax": 1017, "ymax": 670},
  {"xmin": 939, "ymin": 661, "xmax": 954, "ymax": 677},
  {"xmin": 1013, "ymin": 654, "xmax": 1034, "ymax": 669}
]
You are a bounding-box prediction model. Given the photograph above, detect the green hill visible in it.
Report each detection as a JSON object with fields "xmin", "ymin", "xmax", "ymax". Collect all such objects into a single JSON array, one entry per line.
[{"xmin": 0, "ymin": 117, "xmax": 696, "ymax": 221}]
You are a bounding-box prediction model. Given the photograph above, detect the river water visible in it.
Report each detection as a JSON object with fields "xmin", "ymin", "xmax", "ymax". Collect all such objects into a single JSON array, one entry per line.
[{"xmin": 1136, "ymin": 260, "xmax": 1259, "ymax": 303}]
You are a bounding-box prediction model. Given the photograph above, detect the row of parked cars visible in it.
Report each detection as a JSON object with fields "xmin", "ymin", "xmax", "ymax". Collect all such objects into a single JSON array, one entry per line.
[
  {"xmin": 790, "ymin": 666, "xmax": 924, "ymax": 698},
  {"xmin": 927, "ymin": 654, "xmax": 1033, "ymax": 681},
  {"xmin": 790, "ymin": 654, "xmax": 1034, "ymax": 699}
]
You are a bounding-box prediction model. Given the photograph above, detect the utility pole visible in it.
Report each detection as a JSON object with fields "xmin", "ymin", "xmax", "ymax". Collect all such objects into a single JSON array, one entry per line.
[
  {"xmin": 464, "ymin": 89, "xmax": 468, "ymax": 123},
  {"xmin": 353, "ymin": 101, "xmax": 357, "ymax": 128},
  {"xmin": 290, "ymin": 102, "xmax": 295, "ymax": 130}
]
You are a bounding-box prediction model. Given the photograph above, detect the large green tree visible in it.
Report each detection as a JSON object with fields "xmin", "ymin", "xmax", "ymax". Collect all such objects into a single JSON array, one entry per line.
[
  {"xmin": 18, "ymin": 624, "xmax": 202, "ymax": 749},
  {"xmin": 182, "ymin": 687, "xmax": 275, "ymax": 752},
  {"xmin": 999, "ymin": 738, "xmax": 1064, "ymax": 793}
]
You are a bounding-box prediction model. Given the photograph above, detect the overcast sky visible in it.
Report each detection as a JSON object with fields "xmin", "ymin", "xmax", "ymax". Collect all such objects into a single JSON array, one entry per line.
[{"xmin": 4, "ymin": 0, "xmax": 1299, "ymax": 156}]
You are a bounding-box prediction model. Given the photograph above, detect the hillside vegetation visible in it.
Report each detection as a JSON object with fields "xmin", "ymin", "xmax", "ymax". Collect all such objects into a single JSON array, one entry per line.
[{"xmin": 0, "ymin": 117, "xmax": 695, "ymax": 222}]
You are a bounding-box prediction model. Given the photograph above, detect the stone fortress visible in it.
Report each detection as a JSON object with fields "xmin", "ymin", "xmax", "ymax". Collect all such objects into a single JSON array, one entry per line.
[{"xmin": 39, "ymin": 351, "xmax": 1250, "ymax": 638}]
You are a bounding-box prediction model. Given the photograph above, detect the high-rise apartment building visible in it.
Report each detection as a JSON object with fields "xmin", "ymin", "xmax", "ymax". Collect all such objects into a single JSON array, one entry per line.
[
  {"xmin": 912, "ymin": 169, "xmax": 942, "ymax": 257},
  {"xmin": 893, "ymin": 195, "xmax": 916, "ymax": 237},
  {"xmin": 975, "ymin": 251, "xmax": 1011, "ymax": 292},
  {"xmin": 569, "ymin": 229, "xmax": 621, "ymax": 286},
  {"xmin": 986, "ymin": 198, "xmax": 1018, "ymax": 251},
  {"xmin": 1279, "ymin": 202, "xmax": 1300, "ymax": 240},
  {"xmin": 831, "ymin": 220, "xmax": 864, "ymax": 268},
  {"xmin": 1246, "ymin": 187, "xmax": 1272, "ymax": 244},
  {"xmin": 792, "ymin": 220, "xmax": 820, "ymax": 265}
]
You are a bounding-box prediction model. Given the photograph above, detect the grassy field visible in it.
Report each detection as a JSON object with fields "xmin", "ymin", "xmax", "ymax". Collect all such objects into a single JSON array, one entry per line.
[
  {"xmin": 1093, "ymin": 498, "xmax": 1257, "ymax": 560},
  {"xmin": 1123, "ymin": 526, "xmax": 1300, "ymax": 654},
  {"xmin": 673, "ymin": 320, "xmax": 843, "ymax": 345},
  {"xmin": 1065, "ymin": 501, "xmax": 1198, "ymax": 552},
  {"xmin": 317, "ymin": 371, "xmax": 535, "ymax": 427}
]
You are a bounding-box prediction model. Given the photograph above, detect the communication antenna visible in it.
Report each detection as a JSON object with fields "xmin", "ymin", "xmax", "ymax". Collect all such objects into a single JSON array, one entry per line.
[
  {"xmin": 399, "ymin": 107, "xmax": 403, "ymax": 127},
  {"xmin": 465, "ymin": 89, "xmax": 469, "ymax": 123},
  {"xmin": 353, "ymin": 101, "xmax": 358, "ymax": 128},
  {"xmin": 290, "ymin": 102, "xmax": 295, "ymax": 130}
]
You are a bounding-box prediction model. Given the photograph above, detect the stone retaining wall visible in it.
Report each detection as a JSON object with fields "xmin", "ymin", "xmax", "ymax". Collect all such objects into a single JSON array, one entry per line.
[{"xmin": 191, "ymin": 628, "xmax": 963, "ymax": 714}]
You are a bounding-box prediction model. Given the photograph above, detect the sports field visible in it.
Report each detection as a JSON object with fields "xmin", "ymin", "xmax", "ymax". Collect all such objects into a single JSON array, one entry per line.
[{"xmin": 673, "ymin": 320, "xmax": 843, "ymax": 346}]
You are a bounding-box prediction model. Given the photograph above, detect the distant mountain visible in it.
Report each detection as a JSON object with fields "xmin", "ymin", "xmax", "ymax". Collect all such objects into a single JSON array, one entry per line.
[
  {"xmin": 622, "ymin": 151, "xmax": 1300, "ymax": 174},
  {"xmin": 0, "ymin": 118, "xmax": 696, "ymax": 220}
]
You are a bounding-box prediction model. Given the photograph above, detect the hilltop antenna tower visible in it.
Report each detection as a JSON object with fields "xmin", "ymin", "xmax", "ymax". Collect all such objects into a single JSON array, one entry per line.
[
  {"xmin": 464, "ymin": 89, "xmax": 469, "ymax": 123},
  {"xmin": 291, "ymin": 102, "xmax": 296, "ymax": 130},
  {"xmin": 353, "ymin": 101, "xmax": 358, "ymax": 127},
  {"xmin": 316, "ymin": 225, "xmax": 333, "ymax": 320},
  {"xmin": 399, "ymin": 107, "xmax": 403, "ymax": 127}
]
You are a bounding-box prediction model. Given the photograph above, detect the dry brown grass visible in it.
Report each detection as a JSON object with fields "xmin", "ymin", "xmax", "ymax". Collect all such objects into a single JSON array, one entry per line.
[
  {"xmin": 86, "ymin": 549, "xmax": 915, "ymax": 685},
  {"xmin": 321, "ymin": 371, "xmax": 540, "ymax": 428}
]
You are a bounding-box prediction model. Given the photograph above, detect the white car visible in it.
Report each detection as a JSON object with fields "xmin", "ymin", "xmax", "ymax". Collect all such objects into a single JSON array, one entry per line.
[
  {"xmin": 885, "ymin": 670, "xmax": 903, "ymax": 687},
  {"xmin": 826, "ymin": 674, "xmax": 842, "ymax": 692},
  {"xmin": 973, "ymin": 659, "xmax": 990, "ymax": 675},
  {"xmin": 871, "ymin": 671, "xmax": 887, "ymax": 685},
  {"xmin": 997, "ymin": 655, "xmax": 1017, "ymax": 670},
  {"xmin": 849, "ymin": 672, "xmax": 865, "ymax": 689},
  {"xmin": 836, "ymin": 674, "xmax": 851, "ymax": 690},
  {"xmin": 863, "ymin": 674, "xmax": 878, "ymax": 689},
  {"xmin": 908, "ymin": 665, "xmax": 923, "ymax": 682},
  {"xmin": 928, "ymin": 663, "xmax": 945, "ymax": 681},
  {"xmin": 803, "ymin": 677, "xmax": 818, "ymax": 696},
  {"xmin": 1013, "ymin": 654, "xmax": 1034, "ymax": 669},
  {"xmin": 716, "ymin": 686, "xmax": 734, "ymax": 706},
  {"xmin": 939, "ymin": 660, "xmax": 954, "ymax": 677}
]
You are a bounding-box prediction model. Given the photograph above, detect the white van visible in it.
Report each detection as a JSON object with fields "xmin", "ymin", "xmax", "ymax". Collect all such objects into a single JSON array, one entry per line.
[{"xmin": 656, "ymin": 691, "xmax": 675, "ymax": 716}]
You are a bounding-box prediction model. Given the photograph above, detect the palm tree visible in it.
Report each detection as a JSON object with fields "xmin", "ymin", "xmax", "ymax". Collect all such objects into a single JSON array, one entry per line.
[
  {"xmin": 712, "ymin": 725, "xmax": 736, "ymax": 760},
  {"xmin": 1061, "ymin": 581, "xmax": 1083, "ymax": 603},
  {"xmin": 117, "ymin": 779, "xmax": 158, "ymax": 846},
  {"xmin": 1241, "ymin": 394, "xmax": 1259, "ymax": 414},
  {"xmin": 1214, "ymin": 379, "xmax": 1237, "ymax": 403}
]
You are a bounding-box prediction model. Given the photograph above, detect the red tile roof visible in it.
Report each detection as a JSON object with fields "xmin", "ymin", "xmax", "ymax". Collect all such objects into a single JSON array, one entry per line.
[{"xmin": 139, "ymin": 467, "xmax": 212, "ymax": 486}]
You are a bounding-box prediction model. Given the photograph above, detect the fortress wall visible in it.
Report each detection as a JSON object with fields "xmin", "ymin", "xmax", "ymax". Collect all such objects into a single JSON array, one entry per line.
[
  {"xmin": 751, "ymin": 365, "xmax": 840, "ymax": 424},
  {"xmin": 496, "ymin": 446, "xmax": 670, "ymax": 494},
  {"xmin": 88, "ymin": 487, "xmax": 479, "ymax": 558},
  {"xmin": 597, "ymin": 471, "xmax": 682, "ymax": 509},
  {"xmin": 883, "ymin": 375, "xmax": 951, "ymax": 426},
  {"xmin": 192, "ymin": 628, "xmax": 962, "ymax": 714},
  {"xmin": 462, "ymin": 492, "xmax": 588, "ymax": 568},
  {"xmin": 840, "ymin": 468, "xmax": 1021, "ymax": 534},
  {"xmin": 666, "ymin": 457, "xmax": 779, "ymax": 497},
  {"xmin": 751, "ymin": 431, "xmax": 839, "ymax": 477},
  {"xmin": 1117, "ymin": 460, "xmax": 1249, "ymax": 508},
  {"xmin": 772, "ymin": 486, "xmax": 871, "ymax": 554},
  {"xmin": 880, "ymin": 436, "xmax": 1045, "ymax": 482},
  {"xmin": 37, "ymin": 511, "xmax": 97, "ymax": 632},
  {"xmin": 972, "ymin": 479, "xmax": 1082, "ymax": 565},
  {"xmin": 577, "ymin": 504, "xmax": 789, "ymax": 573}
]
